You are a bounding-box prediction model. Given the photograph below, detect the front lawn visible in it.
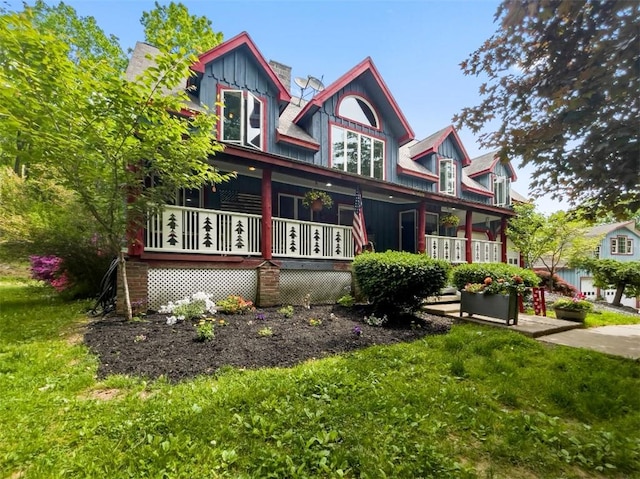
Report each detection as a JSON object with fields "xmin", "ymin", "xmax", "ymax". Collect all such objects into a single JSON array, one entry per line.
[{"xmin": 1, "ymin": 278, "xmax": 639, "ymax": 478}]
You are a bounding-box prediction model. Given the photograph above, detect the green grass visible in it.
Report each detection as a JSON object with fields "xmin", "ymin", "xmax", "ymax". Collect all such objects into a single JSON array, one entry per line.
[
  {"xmin": 545, "ymin": 308, "xmax": 640, "ymax": 328},
  {"xmin": 1, "ymin": 278, "xmax": 640, "ymax": 478}
]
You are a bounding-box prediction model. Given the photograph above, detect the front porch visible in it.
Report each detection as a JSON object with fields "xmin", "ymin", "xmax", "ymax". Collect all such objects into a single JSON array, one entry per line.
[{"xmin": 143, "ymin": 205, "xmax": 502, "ymax": 263}]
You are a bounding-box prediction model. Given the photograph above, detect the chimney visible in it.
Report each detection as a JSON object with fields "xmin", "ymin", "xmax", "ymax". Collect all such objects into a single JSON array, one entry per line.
[{"xmin": 269, "ymin": 60, "xmax": 291, "ymax": 93}]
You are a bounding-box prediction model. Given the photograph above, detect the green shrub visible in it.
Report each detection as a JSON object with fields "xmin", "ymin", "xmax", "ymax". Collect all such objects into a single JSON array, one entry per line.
[
  {"xmin": 451, "ymin": 263, "xmax": 539, "ymax": 292},
  {"xmin": 336, "ymin": 294, "xmax": 355, "ymax": 307},
  {"xmin": 195, "ymin": 319, "xmax": 214, "ymax": 342},
  {"xmin": 352, "ymin": 251, "xmax": 451, "ymax": 315},
  {"xmin": 278, "ymin": 305, "xmax": 294, "ymax": 318}
]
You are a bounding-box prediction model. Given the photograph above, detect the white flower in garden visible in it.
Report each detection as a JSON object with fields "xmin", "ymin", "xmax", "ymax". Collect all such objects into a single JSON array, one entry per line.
[{"xmin": 166, "ymin": 316, "xmax": 177, "ymax": 325}]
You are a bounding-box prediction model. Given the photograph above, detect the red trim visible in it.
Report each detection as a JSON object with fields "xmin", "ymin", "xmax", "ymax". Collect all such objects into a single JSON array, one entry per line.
[
  {"xmin": 220, "ymin": 145, "xmax": 516, "ymax": 216},
  {"xmin": 192, "ymin": 32, "xmax": 291, "ymax": 104},
  {"xmin": 411, "ymin": 125, "xmax": 471, "ymax": 166},
  {"xmin": 140, "ymin": 252, "xmax": 246, "ymax": 263},
  {"xmin": 465, "ymin": 210, "xmax": 473, "ymax": 263},
  {"xmin": 275, "ymin": 131, "xmax": 320, "ymax": 151},
  {"xmin": 462, "ymin": 182, "xmax": 494, "ymax": 198},
  {"xmin": 335, "ymin": 91, "xmax": 383, "ymax": 132},
  {"xmin": 261, "ymin": 169, "xmax": 273, "ymax": 260},
  {"xmin": 328, "ymin": 121, "xmax": 386, "ymax": 180},
  {"xmin": 418, "ymin": 201, "xmax": 426, "ymax": 253},
  {"xmin": 468, "ymin": 154, "xmax": 517, "ymax": 181},
  {"xmin": 293, "ymin": 57, "xmax": 414, "ymax": 145},
  {"xmin": 396, "ymin": 164, "xmax": 438, "ymax": 181},
  {"xmin": 501, "ymin": 217, "xmax": 508, "ymax": 263}
]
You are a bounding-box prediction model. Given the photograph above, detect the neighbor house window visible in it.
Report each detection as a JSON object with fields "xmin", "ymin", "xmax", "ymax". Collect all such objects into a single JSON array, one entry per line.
[
  {"xmin": 331, "ymin": 125, "xmax": 384, "ymax": 179},
  {"xmin": 439, "ymin": 158, "xmax": 456, "ymax": 195},
  {"xmin": 220, "ymin": 89, "xmax": 263, "ymax": 150},
  {"xmin": 611, "ymin": 235, "xmax": 633, "ymax": 255},
  {"xmin": 337, "ymin": 95, "xmax": 379, "ymax": 128},
  {"xmin": 493, "ymin": 175, "xmax": 510, "ymax": 206}
]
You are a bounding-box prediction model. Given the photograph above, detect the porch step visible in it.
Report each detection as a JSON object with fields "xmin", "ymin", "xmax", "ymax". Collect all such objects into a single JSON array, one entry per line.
[{"xmin": 424, "ymin": 293, "xmax": 460, "ymax": 305}]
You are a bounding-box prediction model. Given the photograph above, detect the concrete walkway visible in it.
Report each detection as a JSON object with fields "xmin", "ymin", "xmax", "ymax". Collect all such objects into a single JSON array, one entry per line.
[{"xmin": 424, "ymin": 297, "xmax": 640, "ymax": 360}]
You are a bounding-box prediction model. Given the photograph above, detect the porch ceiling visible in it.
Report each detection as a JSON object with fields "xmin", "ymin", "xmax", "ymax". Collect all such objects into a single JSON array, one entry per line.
[{"xmin": 213, "ymin": 146, "xmax": 516, "ymax": 215}]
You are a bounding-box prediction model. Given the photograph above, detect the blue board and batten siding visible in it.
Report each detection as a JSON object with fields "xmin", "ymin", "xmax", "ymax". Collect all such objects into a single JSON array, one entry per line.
[
  {"xmin": 199, "ymin": 44, "xmax": 498, "ymax": 209},
  {"xmin": 556, "ymin": 226, "xmax": 640, "ymax": 287}
]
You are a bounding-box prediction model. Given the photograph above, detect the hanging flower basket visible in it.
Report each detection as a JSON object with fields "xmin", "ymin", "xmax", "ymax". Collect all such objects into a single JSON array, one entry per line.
[
  {"xmin": 439, "ymin": 213, "xmax": 460, "ymax": 228},
  {"xmin": 302, "ymin": 190, "xmax": 333, "ymax": 211}
]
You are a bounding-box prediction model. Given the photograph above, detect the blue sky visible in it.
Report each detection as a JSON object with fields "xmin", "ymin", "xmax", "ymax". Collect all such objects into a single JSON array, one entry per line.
[{"xmin": 37, "ymin": 0, "xmax": 568, "ymax": 213}]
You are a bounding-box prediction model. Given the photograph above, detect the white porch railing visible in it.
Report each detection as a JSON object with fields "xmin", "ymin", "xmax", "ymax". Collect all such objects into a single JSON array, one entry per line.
[
  {"xmin": 272, "ymin": 218, "xmax": 354, "ymax": 259},
  {"xmin": 425, "ymin": 235, "xmax": 502, "ymax": 263},
  {"xmin": 146, "ymin": 206, "xmax": 355, "ymax": 259},
  {"xmin": 146, "ymin": 206, "xmax": 262, "ymax": 255},
  {"xmin": 426, "ymin": 235, "xmax": 467, "ymax": 263}
]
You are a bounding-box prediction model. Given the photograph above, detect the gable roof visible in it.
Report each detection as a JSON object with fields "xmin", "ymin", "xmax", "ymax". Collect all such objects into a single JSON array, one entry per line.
[
  {"xmin": 293, "ymin": 57, "xmax": 414, "ymax": 145},
  {"xmin": 192, "ymin": 31, "xmax": 291, "ymax": 105},
  {"xmin": 409, "ymin": 125, "xmax": 471, "ymax": 166},
  {"xmin": 397, "ymin": 141, "xmax": 438, "ymax": 180},
  {"xmin": 276, "ymin": 100, "xmax": 320, "ymax": 151},
  {"xmin": 126, "ymin": 41, "xmax": 204, "ymax": 114},
  {"xmin": 461, "ymin": 170, "xmax": 493, "ymax": 197},
  {"xmin": 586, "ymin": 221, "xmax": 640, "ymax": 237},
  {"xmin": 466, "ymin": 150, "xmax": 517, "ymax": 181}
]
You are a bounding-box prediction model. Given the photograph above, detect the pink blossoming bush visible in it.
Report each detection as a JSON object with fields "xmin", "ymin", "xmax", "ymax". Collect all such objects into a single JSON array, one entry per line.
[{"xmin": 30, "ymin": 255, "xmax": 71, "ymax": 292}]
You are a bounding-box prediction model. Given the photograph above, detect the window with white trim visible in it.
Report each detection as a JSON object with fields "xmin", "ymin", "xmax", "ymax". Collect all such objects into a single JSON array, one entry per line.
[
  {"xmin": 493, "ymin": 176, "xmax": 510, "ymax": 206},
  {"xmin": 220, "ymin": 90, "xmax": 263, "ymax": 150},
  {"xmin": 439, "ymin": 158, "xmax": 456, "ymax": 195},
  {"xmin": 611, "ymin": 235, "xmax": 633, "ymax": 255},
  {"xmin": 331, "ymin": 125, "xmax": 384, "ymax": 180}
]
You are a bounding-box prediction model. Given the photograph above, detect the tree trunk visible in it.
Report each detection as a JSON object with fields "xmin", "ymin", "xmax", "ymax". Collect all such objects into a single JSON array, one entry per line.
[
  {"xmin": 612, "ymin": 283, "xmax": 626, "ymax": 306},
  {"xmin": 119, "ymin": 250, "xmax": 133, "ymax": 320}
]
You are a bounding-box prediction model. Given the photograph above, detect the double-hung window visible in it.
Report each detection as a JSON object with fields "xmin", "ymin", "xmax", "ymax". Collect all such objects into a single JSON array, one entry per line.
[
  {"xmin": 331, "ymin": 125, "xmax": 384, "ymax": 179},
  {"xmin": 439, "ymin": 158, "xmax": 456, "ymax": 195},
  {"xmin": 611, "ymin": 235, "xmax": 633, "ymax": 255},
  {"xmin": 493, "ymin": 175, "xmax": 510, "ymax": 206},
  {"xmin": 220, "ymin": 90, "xmax": 264, "ymax": 150}
]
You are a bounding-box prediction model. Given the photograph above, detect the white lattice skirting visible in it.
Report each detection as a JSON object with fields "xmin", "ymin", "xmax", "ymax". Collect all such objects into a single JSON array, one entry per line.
[
  {"xmin": 279, "ymin": 270, "xmax": 352, "ymax": 305},
  {"xmin": 148, "ymin": 268, "xmax": 258, "ymax": 310}
]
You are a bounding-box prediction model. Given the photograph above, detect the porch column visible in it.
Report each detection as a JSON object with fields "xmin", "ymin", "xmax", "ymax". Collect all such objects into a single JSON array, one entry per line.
[
  {"xmin": 261, "ymin": 169, "xmax": 273, "ymax": 260},
  {"xmin": 417, "ymin": 201, "xmax": 426, "ymax": 253},
  {"xmin": 501, "ymin": 217, "xmax": 508, "ymax": 263},
  {"xmin": 465, "ymin": 210, "xmax": 473, "ymax": 263}
]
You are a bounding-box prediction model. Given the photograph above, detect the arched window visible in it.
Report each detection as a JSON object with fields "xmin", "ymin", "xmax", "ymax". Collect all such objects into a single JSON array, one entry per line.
[{"xmin": 337, "ymin": 95, "xmax": 379, "ymax": 128}]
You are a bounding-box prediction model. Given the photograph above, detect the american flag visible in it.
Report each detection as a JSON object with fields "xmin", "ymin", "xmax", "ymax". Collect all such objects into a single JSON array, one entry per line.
[{"xmin": 353, "ymin": 186, "xmax": 368, "ymax": 255}]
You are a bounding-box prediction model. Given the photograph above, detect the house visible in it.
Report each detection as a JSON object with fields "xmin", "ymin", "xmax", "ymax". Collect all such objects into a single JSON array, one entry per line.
[
  {"xmin": 122, "ymin": 32, "xmax": 525, "ymax": 311},
  {"xmin": 555, "ymin": 221, "xmax": 640, "ymax": 309}
]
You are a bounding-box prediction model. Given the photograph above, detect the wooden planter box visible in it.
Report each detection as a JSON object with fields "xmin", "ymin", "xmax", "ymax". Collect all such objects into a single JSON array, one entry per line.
[
  {"xmin": 460, "ymin": 291, "xmax": 518, "ymax": 325},
  {"xmin": 553, "ymin": 307, "xmax": 587, "ymax": 322}
]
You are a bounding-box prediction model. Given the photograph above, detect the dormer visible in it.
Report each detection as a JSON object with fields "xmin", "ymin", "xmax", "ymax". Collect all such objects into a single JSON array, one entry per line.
[
  {"xmin": 397, "ymin": 125, "xmax": 471, "ymax": 196},
  {"xmin": 192, "ymin": 32, "xmax": 291, "ymax": 152},
  {"xmin": 465, "ymin": 151, "xmax": 517, "ymax": 206}
]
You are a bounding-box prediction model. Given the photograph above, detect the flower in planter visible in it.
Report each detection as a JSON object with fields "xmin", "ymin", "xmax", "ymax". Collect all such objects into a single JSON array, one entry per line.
[
  {"xmin": 464, "ymin": 276, "xmax": 529, "ymax": 296},
  {"xmin": 552, "ymin": 294, "xmax": 593, "ymax": 312},
  {"xmin": 302, "ymin": 190, "xmax": 333, "ymax": 211}
]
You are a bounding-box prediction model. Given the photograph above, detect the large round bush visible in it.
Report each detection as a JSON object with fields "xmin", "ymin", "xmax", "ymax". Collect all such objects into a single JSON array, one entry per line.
[{"xmin": 352, "ymin": 251, "xmax": 451, "ymax": 315}]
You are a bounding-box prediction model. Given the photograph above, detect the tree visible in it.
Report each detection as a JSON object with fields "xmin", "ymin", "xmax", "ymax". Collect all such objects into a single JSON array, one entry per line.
[
  {"xmin": 140, "ymin": 1, "xmax": 223, "ymax": 55},
  {"xmin": 0, "ymin": 5, "xmax": 229, "ymax": 319},
  {"xmin": 455, "ymin": 1, "xmax": 640, "ymax": 219},
  {"xmin": 576, "ymin": 259, "xmax": 640, "ymax": 306},
  {"xmin": 506, "ymin": 203, "xmax": 600, "ymax": 285}
]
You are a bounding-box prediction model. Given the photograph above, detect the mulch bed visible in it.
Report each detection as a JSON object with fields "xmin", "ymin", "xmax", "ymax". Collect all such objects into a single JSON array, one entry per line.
[{"xmin": 84, "ymin": 305, "xmax": 452, "ymax": 382}]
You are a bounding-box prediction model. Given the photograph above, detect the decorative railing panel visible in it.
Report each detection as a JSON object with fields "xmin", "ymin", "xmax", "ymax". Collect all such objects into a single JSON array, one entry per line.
[
  {"xmin": 425, "ymin": 235, "xmax": 502, "ymax": 264},
  {"xmin": 146, "ymin": 206, "xmax": 355, "ymax": 259},
  {"xmin": 426, "ymin": 235, "xmax": 466, "ymax": 263},
  {"xmin": 272, "ymin": 218, "xmax": 354, "ymax": 259},
  {"xmin": 146, "ymin": 206, "xmax": 262, "ymax": 255}
]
